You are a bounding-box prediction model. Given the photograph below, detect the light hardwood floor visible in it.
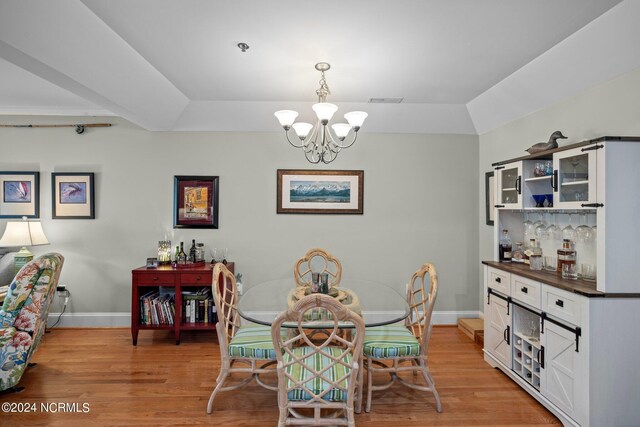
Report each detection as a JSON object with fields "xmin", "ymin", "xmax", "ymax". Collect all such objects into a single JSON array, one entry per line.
[{"xmin": 1, "ymin": 326, "xmax": 560, "ymax": 426}]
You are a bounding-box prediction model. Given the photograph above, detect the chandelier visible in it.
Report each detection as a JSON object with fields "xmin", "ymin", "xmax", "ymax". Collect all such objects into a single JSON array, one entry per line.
[{"xmin": 274, "ymin": 62, "xmax": 367, "ymax": 164}]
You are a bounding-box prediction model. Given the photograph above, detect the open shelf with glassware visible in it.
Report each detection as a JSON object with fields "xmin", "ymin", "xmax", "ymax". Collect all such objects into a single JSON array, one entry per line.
[{"xmin": 511, "ymin": 303, "xmax": 542, "ymax": 391}]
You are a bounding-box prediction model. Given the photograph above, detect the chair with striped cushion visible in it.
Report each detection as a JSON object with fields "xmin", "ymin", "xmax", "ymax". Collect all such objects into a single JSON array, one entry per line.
[
  {"xmin": 271, "ymin": 294, "xmax": 364, "ymax": 426},
  {"xmin": 362, "ymin": 262, "xmax": 442, "ymax": 413},
  {"xmin": 206, "ymin": 263, "xmax": 277, "ymax": 414},
  {"xmin": 294, "ymin": 248, "xmax": 342, "ymax": 289}
]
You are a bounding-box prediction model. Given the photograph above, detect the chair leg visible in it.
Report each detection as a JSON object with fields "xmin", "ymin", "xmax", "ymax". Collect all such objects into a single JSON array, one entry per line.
[
  {"xmin": 355, "ymin": 354, "xmax": 363, "ymax": 414},
  {"xmin": 206, "ymin": 368, "xmax": 229, "ymax": 414},
  {"xmin": 365, "ymin": 357, "xmax": 373, "ymax": 413},
  {"xmin": 419, "ymin": 363, "xmax": 442, "ymax": 413}
]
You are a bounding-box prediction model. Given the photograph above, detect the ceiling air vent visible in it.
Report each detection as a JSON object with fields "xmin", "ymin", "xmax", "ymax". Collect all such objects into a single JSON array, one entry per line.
[{"xmin": 368, "ymin": 97, "xmax": 404, "ymax": 103}]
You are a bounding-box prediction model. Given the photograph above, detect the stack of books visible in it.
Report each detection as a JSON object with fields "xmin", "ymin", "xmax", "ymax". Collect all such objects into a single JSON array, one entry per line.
[
  {"xmin": 182, "ymin": 288, "xmax": 217, "ymax": 324},
  {"xmin": 140, "ymin": 290, "xmax": 175, "ymax": 325}
]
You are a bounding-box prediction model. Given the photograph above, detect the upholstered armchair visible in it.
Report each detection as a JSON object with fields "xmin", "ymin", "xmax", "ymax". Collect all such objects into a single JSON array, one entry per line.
[{"xmin": 0, "ymin": 253, "xmax": 64, "ymax": 392}]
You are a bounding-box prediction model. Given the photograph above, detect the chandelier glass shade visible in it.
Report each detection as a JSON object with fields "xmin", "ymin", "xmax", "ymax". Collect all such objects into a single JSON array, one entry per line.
[{"xmin": 275, "ymin": 63, "xmax": 367, "ymax": 164}]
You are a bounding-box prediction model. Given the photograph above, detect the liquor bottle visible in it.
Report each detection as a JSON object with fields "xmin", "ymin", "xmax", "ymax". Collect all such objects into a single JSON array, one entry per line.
[
  {"xmin": 189, "ymin": 239, "xmax": 197, "ymax": 263},
  {"xmin": 178, "ymin": 242, "xmax": 187, "ymax": 264},
  {"xmin": 499, "ymin": 230, "xmax": 512, "ymax": 263}
]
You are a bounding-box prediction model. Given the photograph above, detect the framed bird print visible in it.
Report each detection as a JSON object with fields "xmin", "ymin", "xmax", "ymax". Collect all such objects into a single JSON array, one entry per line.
[
  {"xmin": 52, "ymin": 172, "xmax": 95, "ymax": 219},
  {"xmin": 0, "ymin": 171, "xmax": 40, "ymax": 218}
]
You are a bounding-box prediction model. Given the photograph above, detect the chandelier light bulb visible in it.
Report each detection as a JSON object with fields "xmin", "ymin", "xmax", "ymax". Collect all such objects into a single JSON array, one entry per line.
[
  {"xmin": 312, "ymin": 103, "xmax": 338, "ymax": 123},
  {"xmin": 331, "ymin": 123, "xmax": 351, "ymax": 140},
  {"xmin": 292, "ymin": 122, "xmax": 313, "ymax": 140},
  {"xmin": 344, "ymin": 111, "xmax": 368, "ymax": 130},
  {"xmin": 274, "ymin": 110, "xmax": 298, "ymax": 129}
]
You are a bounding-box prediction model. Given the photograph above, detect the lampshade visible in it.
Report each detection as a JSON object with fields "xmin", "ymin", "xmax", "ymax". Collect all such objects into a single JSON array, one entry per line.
[
  {"xmin": 331, "ymin": 123, "xmax": 352, "ymax": 139},
  {"xmin": 312, "ymin": 103, "xmax": 338, "ymax": 122},
  {"xmin": 274, "ymin": 110, "xmax": 299, "ymax": 128},
  {"xmin": 292, "ymin": 122, "xmax": 313, "ymax": 139},
  {"xmin": 0, "ymin": 220, "xmax": 49, "ymax": 247},
  {"xmin": 344, "ymin": 111, "xmax": 368, "ymax": 128}
]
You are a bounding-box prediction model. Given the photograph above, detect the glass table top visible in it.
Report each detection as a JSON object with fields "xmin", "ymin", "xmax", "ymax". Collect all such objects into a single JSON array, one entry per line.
[{"xmin": 237, "ymin": 277, "xmax": 409, "ymax": 328}]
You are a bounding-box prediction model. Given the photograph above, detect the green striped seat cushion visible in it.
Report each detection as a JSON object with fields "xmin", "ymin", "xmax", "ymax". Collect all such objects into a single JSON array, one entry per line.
[
  {"xmin": 284, "ymin": 346, "xmax": 352, "ymax": 402},
  {"xmin": 228, "ymin": 325, "xmax": 276, "ymax": 360},
  {"xmin": 363, "ymin": 324, "xmax": 420, "ymax": 358}
]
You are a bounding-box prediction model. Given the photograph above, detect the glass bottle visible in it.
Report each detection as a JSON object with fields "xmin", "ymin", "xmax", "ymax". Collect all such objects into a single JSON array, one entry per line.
[
  {"xmin": 499, "ymin": 230, "xmax": 512, "ymax": 263},
  {"xmin": 178, "ymin": 242, "xmax": 187, "ymax": 264},
  {"xmin": 174, "ymin": 245, "xmax": 180, "ymax": 262},
  {"xmin": 196, "ymin": 243, "xmax": 205, "ymax": 262},
  {"xmin": 189, "ymin": 239, "xmax": 197, "ymax": 263}
]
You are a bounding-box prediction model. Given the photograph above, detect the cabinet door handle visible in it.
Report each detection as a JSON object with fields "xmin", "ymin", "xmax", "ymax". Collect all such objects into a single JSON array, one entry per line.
[
  {"xmin": 521, "ymin": 286, "xmax": 528, "ymax": 294},
  {"xmin": 555, "ymin": 299, "xmax": 564, "ymax": 308},
  {"xmin": 494, "ymin": 204, "xmax": 505, "ymax": 208},
  {"xmin": 515, "ymin": 176, "xmax": 522, "ymax": 195},
  {"xmin": 552, "ymin": 170, "xmax": 558, "ymax": 191},
  {"xmin": 581, "ymin": 203, "xmax": 604, "ymax": 208},
  {"xmin": 505, "ymin": 326, "xmax": 511, "ymax": 345},
  {"xmin": 495, "ymin": 277, "xmax": 501, "ymax": 283},
  {"xmin": 153, "ymin": 277, "xmax": 158, "ymax": 281},
  {"xmin": 539, "ymin": 346, "xmax": 545, "ymax": 369},
  {"xmin": 195, "ymin": 276, "xmax": 201, "ymax": 281}
]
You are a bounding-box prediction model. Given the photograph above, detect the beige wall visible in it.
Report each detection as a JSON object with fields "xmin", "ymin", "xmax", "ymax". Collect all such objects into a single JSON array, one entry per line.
[
  {"xmin": 0, "ymin": 117, "xmax": 479, "ymax": 319},
  {"xmin": 478, "ymin": 66, "xmax": 640, "ymax": 309}
]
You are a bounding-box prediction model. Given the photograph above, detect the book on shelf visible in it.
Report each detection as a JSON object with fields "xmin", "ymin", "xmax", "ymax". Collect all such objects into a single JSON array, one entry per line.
[
  {"xmin": 139, "ymin": 290, "xmax": 175, "ymax": 326},
  {"xmin": 182, "ymin": 287, "xmax": 217, "ymax": 324}
]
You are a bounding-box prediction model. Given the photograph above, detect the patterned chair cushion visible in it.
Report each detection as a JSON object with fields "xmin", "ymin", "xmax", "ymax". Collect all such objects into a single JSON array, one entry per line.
[
  {"xmin": 0, "ymin": 327, "xmax": 33, "ymax": 390},
  {"xmin": 363, "ymin": 324, "xmax": 420, "ymax": 358},
  {"xmin": 284, "ymin": 346, "xmax": 352, "ymax": 402},
  {"xmin": 0, "ymin": 261, "xmax": 45, "ymax": 328},
  {"xmin": 228, "ymin": 325, "xmax": 276, "ymax": 360}
]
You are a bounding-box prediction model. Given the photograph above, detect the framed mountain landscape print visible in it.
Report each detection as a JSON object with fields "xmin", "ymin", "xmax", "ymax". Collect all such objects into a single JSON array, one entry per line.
[
  {"xmin": 277, "ymin": 169, "xmax": 364, "ymax": 214},
  {"xmin": 52, "ymin": 172, "xmax": 95, "ymax": 219}
]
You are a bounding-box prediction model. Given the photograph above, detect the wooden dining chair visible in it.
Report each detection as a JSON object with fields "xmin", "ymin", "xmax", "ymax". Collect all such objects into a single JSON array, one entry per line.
[
  {"xmin": 294, "ymin": 248, "xmax": 342, "ymax": 288},
  {"xmin": 271, "ymin": 294, "xmax": 365, "ymax": 426},
  {"xmin": 361, "ymin": 262, "xmax": 442, "ymax": 413},
  {"xmin": 206, "ymin": 263, "xmax": 277, "ymax": 414}
]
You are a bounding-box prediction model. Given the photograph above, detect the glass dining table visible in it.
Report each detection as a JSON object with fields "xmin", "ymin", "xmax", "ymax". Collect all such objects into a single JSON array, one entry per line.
[{"xmin": 237, "ymin": 277, "xmax": 410, "ymax": 327}]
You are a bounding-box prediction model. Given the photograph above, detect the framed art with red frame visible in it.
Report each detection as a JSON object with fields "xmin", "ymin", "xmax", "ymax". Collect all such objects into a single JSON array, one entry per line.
[{"xmin": 173, "ymin": 175, "xmax": 219, "ymax": 229}]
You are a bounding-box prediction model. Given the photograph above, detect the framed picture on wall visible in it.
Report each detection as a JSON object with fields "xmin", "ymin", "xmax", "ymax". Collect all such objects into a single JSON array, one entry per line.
[
  {"xmin": 174, "ymin": 175, "xmax": 219, "ymax": 228},
  {"xmin": 485, "ymin": 171, "xmax": 495, "ymax": 226},
  {"xmin": 0, "ymin": 171, "xmax": 40, "ymax": 218},
  {"xmin": 52, "ymin": 173, "xmax": 95, "ymax": 219},
  {"xmin": 277, "ymin": 169, "xmax": 364, "ymax": 214}
]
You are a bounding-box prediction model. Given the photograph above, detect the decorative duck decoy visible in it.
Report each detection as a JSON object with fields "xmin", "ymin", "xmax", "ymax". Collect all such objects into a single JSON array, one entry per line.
[{"xmin": 526, "ymin": 131, "xmax": 567, "ymax": 154}]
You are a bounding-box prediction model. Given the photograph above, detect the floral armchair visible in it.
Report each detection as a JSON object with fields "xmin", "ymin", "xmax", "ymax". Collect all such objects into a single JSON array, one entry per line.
[{"xmin": 0, "ymin": 253, "xmax": 64, "ymax": 391}]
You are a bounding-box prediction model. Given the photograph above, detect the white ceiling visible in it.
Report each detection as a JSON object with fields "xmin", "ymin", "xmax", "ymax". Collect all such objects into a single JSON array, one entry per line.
[{"xmin": 0, "ymin": 0, "xmax": 638, "ymax": 134}]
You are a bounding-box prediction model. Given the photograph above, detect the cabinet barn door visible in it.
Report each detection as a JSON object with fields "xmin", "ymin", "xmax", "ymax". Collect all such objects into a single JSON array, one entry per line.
[
  {"xmin": 487, "ymin": 296, "xmax": 511, "ymax": 367},
  {"xmin": 541, "ymin": 321, "xmax": 579, "ymax": 421}
]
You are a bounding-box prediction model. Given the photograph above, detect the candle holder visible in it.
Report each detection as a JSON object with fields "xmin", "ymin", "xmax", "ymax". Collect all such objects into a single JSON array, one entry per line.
[{"xmin": 157, "ymin": 240, "xmax": 172, "ymax": 265}]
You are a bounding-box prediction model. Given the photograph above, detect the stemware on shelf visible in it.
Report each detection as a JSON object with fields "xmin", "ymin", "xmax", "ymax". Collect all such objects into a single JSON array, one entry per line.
[
  {"xmin": 523, "ymin": 212, "xmax": 536, "ymax": 245},
  {"xmin": 562, "ymin": 213, "xmax": 576, "ymax": 242},
  {"xmin": 542, "ymin": 214, "xmax": 561, "ymax": 266}
]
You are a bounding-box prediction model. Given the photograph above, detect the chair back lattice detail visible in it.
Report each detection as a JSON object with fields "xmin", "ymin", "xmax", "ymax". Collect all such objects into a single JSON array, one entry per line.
[
  {"xmin": 212, "ymin": 263, "xmax": 241, "ymax": 343},
  {"xmin": 271, "ymin": 294, "xmax": 364, "ymax": 425},
  {"xmin": 294, "ymin": 248, "xmax": 342, "ymax": 288},
  {"xmin": 405, "ymin": 262, "xmax": 438, "ymax": 356}
]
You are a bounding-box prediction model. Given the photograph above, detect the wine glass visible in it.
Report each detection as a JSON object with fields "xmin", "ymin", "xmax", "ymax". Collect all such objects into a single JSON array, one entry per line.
[
  {"xmin": 570, "ymin": 156, "xmax": 581, "ymax": 180},
  {"xmin": 223, "ymin": 248, "xmax": 229, "ymax": 264},
  {"xmin": 529, "ymin": 319, "xmax": 538, "ymax": 337},
  {"xmin": 562, "ymin": 213, "xmax": 576, "ymax": 242}
]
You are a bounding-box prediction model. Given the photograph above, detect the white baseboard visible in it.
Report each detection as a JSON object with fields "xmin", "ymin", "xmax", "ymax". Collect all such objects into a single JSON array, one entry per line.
[
  {"xmin": 47, "ymin": 312, "xmax": 131, "ymax": 328},
  {"xmin": 47, "ymin": 310, "xmax": 481, "ymax": 328}
]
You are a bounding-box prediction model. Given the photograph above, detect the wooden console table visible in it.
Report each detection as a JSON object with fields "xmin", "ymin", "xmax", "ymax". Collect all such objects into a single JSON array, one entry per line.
[{"xmin": 131, "ymin": 262, "xmax": 234, "ymax": 345}]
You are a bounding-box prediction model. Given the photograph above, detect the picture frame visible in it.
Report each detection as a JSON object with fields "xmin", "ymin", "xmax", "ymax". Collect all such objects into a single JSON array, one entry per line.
[
  {"xmin": 174, "ymin": 175, "xmax": 219, "ymax": 229},
  {"xmin": 0, "ymin": 171, "xmax": 40, "ymax": 218},
  {"xmin": 52, "ymin": 172, "xmax": 95, "ymax": 219},
  {"xmin": 277, "ymin": 169, "xmax": 364, "ymax": 214},
  {"xmin": 485, "ymin": 171, "xmax": 495, "ymax": 226}
]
